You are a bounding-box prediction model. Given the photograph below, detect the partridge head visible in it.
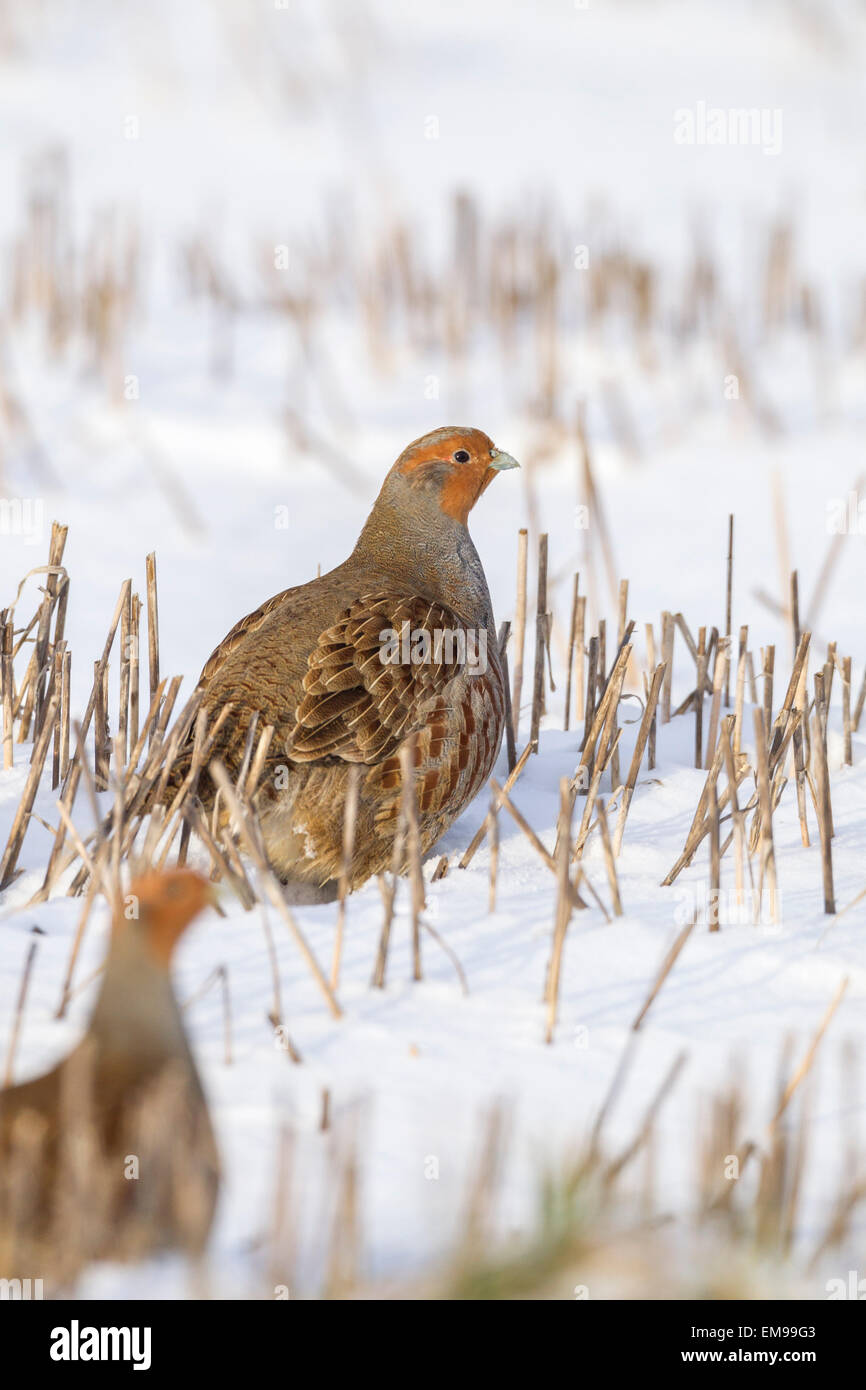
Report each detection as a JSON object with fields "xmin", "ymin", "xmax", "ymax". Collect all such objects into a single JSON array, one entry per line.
[
  {"xmin": 383, "ymin": 425, "xmax": 520, "ymax": 526},
  {"xmin": 165, "ymin": 426, "xmax": 520, "ymax": 899}
]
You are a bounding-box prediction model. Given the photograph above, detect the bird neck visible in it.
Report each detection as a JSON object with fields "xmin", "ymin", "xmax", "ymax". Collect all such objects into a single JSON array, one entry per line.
[
  {"xmin": 87, "ymin": 929, "xmax": 193, "ymax": 1072},
  {"xmin": 352, "ymin": 476, "xmax": 495, "ymax": 628}
]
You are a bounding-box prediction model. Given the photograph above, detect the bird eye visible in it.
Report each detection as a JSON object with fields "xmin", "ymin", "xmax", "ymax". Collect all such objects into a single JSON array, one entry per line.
[{"xmin": 453, "ymin": 449, "xmax": 470, "ymax": 463}]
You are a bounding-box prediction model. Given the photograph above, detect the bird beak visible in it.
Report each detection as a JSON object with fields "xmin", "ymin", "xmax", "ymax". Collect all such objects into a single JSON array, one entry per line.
[{"xmin": 489, "ymin": 449, "xmax": 520, "ymax": 472}]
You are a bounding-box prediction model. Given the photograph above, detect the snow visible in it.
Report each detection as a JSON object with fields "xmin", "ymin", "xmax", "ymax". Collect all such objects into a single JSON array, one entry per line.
[{"xmin": 0, "ymin": 0, "xmax": 865, "ymax": 1298}]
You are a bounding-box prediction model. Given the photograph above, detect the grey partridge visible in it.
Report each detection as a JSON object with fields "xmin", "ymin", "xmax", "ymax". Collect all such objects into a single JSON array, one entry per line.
[
  {"xmin": 0, "ymin": 869, "xmax": 219, "ymax": 1282},
  {"xmin": 170, "ymin": 426, "xmax": 519, "ymax": 900}
]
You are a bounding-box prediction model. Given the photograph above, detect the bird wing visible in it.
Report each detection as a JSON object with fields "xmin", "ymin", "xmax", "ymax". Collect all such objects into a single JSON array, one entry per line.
[
  {"xmin": 197, "ymin": 585, "xmax": 301, "ymax": 687},
  {"xmin": 286, "ymin": 592, "xmax": 484, "ymax": 765}
]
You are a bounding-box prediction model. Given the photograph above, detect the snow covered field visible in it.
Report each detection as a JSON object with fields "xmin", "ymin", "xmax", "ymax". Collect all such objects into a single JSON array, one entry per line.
[{"xmin": 0, "ymin": 0, "xmax": 865, "ymax": 1297}]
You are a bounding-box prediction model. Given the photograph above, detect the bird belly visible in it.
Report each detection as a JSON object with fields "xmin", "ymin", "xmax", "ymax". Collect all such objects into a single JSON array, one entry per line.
[{"xmin": 257, "ymin": 669, "xmax": 505, "ymax": 890}]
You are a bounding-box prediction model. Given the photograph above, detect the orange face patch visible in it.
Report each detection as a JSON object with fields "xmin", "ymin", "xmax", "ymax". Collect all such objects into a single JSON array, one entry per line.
[
  {"xmin": 125, "ymin": 869, "xmax": 215, "ymax": 965},
  {"xmin": 393, "ymin": 427, "xmax": 498, "ymax": 524},
  {"xmin": 439, "ymin": 464, "xmax": 495, "ymax": 525}
]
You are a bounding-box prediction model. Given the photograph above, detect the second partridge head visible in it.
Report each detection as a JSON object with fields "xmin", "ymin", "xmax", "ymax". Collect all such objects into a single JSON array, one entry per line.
[{"xmin": 123, "ymin": 868, "xmax": 217, "ymax": 967}]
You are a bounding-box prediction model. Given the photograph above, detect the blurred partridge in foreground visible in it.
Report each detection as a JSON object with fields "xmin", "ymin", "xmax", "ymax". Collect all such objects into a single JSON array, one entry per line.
[
  {"xmin": 0, "ymin": 870, "xmax": 219, "ymax": 1281},
  {"xmin": 170, "ymin": 426, "xmax": 519, "ymax": 901}
]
